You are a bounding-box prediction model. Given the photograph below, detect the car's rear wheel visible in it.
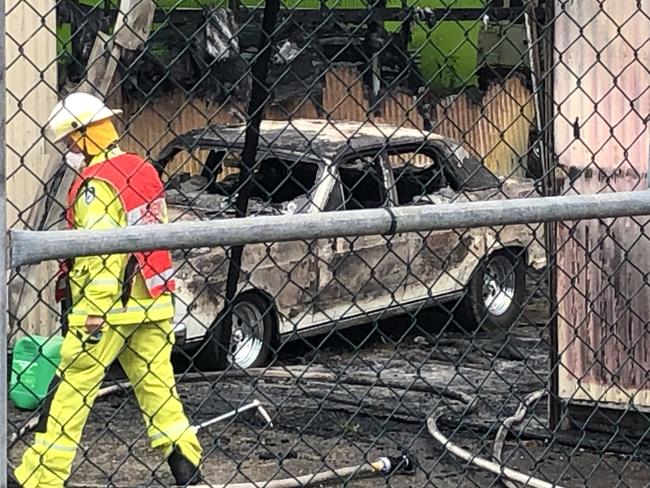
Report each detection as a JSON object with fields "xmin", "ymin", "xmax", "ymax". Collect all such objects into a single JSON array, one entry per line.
[
  {"xmin": 198, "ymin": 293, "xmax": 274, "ymax": 370},
  {"xmin": 457, "ymin": 250, "xmax": 525, "ymax": 332}
]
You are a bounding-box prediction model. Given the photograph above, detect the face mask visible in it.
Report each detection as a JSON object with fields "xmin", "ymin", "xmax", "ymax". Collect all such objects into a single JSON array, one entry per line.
[{"xmin": 64, "ymin": 151, "xmax": 86, "ymax": 170}]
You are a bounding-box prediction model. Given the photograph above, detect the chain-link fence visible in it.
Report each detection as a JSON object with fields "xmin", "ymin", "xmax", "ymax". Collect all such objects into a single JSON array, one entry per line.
[{"xmin": 4, "ymin": 0, "xmax": 650, "ymax": 486}]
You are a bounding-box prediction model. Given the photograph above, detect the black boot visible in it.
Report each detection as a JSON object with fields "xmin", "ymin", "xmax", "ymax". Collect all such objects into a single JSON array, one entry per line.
[{"xmin": 167, "ymin": 447, "xmax": 202, "ymax": 486}]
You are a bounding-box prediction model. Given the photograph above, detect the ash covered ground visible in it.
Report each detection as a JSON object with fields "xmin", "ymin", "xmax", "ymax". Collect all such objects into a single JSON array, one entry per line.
[{"xmin": 9, "ymin": 273, "xmax": 650, "ymax": 487}]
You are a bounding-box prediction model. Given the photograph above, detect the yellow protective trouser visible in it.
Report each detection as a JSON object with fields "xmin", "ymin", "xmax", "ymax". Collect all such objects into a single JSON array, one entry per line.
[{"xmin": 14, "ymin": 320, "xmax": 202, "ymax": 488}]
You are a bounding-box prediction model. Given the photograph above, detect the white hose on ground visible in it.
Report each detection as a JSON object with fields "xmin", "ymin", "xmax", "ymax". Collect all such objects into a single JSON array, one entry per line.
[
  {"xmin": 72, "ymin": 458, "xmax": 391, "ymax": 488},
  {"xmin": 427, "ymin": 416, "xmax": 567, "ymax": 488},
  {"xmin": 492, "ymin": 390, "xmax": 547, "ymax": 488},
  {"xmin": 186, "ymin": 460, "xmax": 386, "ymax": 488}
]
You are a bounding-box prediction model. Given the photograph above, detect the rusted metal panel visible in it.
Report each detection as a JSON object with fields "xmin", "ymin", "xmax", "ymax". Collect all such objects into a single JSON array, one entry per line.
[
  {"xmin": 554, "ymin": 1, "xmax": 650, "ymax": 175},
  {"xmin": 434, "ymin": 77, "xmax": 534, "ymax": 177},
  {"xmin": 554, "ymin": 0, "xmax": 650, "ymax": 408},
  {"xmin": 121, "ymin": 67, "xmax": 531, "ymax": 180}
]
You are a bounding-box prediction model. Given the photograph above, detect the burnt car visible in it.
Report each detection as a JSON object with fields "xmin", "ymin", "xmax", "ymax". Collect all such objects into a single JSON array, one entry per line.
[{"xmin": 156, "ymin": 119, "xmax": 546, "ymax": 370}]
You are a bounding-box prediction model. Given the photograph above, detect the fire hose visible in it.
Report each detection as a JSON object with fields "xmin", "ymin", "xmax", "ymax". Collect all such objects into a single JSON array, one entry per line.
[
  {"xmin": 427, "ymin": 390, "xmax": 568, "ymax": 488},
  {"xmin": 183, "ymin": 456, "xmax": 413, "ymax": 488},
  {"xmin": 492, "ymin": 389, "xmax": 548, "ymax": 488},
  {"xmin": 72, "ymin": 455, "xmax": 413, "ymax": 488}
]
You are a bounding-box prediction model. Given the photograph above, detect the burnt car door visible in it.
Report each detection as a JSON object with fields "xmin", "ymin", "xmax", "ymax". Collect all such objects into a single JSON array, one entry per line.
[
  {"xmin": 161, "ymin": 146, "xmax": 323, "ymax": 340},
  {"xmin": 311, "ymin": 149, "xmax": 410, "ymax": 326},
  {"xmin": 387, "ymin": 144, "xmax": 470, "ymax": 303},
  {"xmin": 237, "ymin": 154, "xmax": 323, "ymax": 334}
]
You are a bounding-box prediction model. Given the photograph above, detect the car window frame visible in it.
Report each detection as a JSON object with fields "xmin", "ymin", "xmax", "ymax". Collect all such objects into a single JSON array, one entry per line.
[
  {"xmin": 250, "ymin": 153, "xmax": 325, "ymax": 211},
  {"xmin": 334, "ymin": 147, "xmax": 397, "ymax": 211},
  {"xmin": 320, "ymin": 162, "xmax": 344, "ymax": 212},
  {"xmin": 158, "ymin": 143, "xmax": 329, "ymax": 214},
  {"xmin": 383, "ymin": 142, "xmax": 449, "ymax": 204}
]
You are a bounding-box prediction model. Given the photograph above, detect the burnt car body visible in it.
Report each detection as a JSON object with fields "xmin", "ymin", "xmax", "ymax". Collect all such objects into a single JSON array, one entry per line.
[{"xmin": 156, "ymin": 120, "xmax": 546, "ymax": 369}]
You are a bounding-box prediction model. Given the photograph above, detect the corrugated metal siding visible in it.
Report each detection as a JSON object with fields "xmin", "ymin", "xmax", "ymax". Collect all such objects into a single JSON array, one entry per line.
[
  {"xmin": 375, "ymin": 92, "xmax": 424, "ymax": 129},
  {"xmin": 554, "ymin": 0, "xmax": 650, "ymax": 408},
  {"xmin": 323, "ymin": 67, "xmax": 368, "ymax": 122},
  {"xmin": 5, "ymin": 0, "xmax": 59, "ymax": 337},
  {"xmin": 124, "ymin": 67, "xmax": 531, "ymax": 177},
  {"xmin": 433, "ymin": 77, "xmax": 534, "ymax": 177},
  {"xmin": 122, "ymin": 94, "xmax": 244, "ymax": 175}
]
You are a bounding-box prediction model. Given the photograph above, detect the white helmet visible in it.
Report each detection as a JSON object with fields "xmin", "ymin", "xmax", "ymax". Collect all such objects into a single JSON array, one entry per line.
[{"xmin": 46, "ymin": 92, "xmax": 122, "ymax": 143}]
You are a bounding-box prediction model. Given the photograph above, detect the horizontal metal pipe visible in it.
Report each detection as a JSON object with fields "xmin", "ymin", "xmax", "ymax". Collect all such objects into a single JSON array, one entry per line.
[{"xmin": 10, "ymin": 190, "xmax": 650, "ymax": 268}]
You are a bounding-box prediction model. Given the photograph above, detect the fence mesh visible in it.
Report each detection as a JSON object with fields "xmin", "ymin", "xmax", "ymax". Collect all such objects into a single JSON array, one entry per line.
[{"xmin": 6, "ymin": 0, "xmax": 650, "ymax": 486}]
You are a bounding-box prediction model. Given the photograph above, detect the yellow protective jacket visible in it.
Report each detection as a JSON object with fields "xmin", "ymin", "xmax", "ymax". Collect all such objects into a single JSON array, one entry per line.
[{"xmin": 66, "ymin": 148, "xmax": 175, "ymax": 327}]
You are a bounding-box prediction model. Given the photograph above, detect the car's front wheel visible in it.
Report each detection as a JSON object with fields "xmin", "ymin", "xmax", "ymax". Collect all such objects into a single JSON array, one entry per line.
[
  {"xmin": 198, "ymin": 293, "xmax": 274, "ymax": 370},
  {"xmin": 458, "ymin": 250, "xmax": 525, "ymax": 332}
]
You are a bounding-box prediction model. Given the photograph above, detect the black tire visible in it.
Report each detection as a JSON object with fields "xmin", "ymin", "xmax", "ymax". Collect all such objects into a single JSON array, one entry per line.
[
  {"xmin": 457, "ymin": 249, "xmax": 526, "ymax": 333},
  {"xmin": 197, "ymin": 293, "xmax": 274, "ymax": 371}
]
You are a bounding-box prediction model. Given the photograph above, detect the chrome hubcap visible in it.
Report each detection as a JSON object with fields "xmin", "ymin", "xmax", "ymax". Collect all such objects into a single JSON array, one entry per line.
[
  {"xmin": 482, "ymin": 256, "xmax": 516, "ymax": 316},
  {"xmin": 229, "ymin": 301, "xmax": 265, "ymax": 368}
]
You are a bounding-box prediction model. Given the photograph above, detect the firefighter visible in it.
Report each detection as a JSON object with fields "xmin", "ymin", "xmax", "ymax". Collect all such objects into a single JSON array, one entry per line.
[{"xmin": 12, "ymin": 93, "xmax": 203, "ymax": 488}]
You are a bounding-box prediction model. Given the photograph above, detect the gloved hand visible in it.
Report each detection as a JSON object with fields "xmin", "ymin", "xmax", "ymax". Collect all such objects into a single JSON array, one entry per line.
[
  {"xmin": 85, "ymin": 316, "xmax": 105, "ymax": 344},
  {"xmin": 85, "ymin": 315, "xmax": 104, "ymax": 334}
]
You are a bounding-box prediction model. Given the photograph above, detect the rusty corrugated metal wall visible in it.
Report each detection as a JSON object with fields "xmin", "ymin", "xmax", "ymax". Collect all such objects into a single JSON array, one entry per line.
[
  {"xmin": 123, "ymin": 67, "xmax": 533, "ymax": 178},
  {"xmin": 554, "ymin": 0, "xmax": 650, "ymax": 408},
  {"xmin": 434, "ymin": 77, "xmax": 534, "ymax": 177}
]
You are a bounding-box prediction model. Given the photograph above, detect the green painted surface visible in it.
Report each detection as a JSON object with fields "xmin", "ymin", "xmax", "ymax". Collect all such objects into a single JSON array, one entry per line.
[{"xmin": 385, "ymin": 0, "xmax": 483, "ymax": 90}]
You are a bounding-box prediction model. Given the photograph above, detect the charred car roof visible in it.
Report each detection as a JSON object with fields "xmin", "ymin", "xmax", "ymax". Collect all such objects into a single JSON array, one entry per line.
[
  {"xmin": 158, "ymin": 119, "xmax": 453, "ymax": 161},
  {"xmin": 156, "ymin": 119, "xmax": 502, "ymax": 190}
]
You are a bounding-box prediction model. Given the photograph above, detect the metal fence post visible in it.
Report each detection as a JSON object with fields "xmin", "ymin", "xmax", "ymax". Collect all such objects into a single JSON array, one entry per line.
[{"xmin": 0, "ymin": 0, "xmax": 8, "ymax": 477}]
